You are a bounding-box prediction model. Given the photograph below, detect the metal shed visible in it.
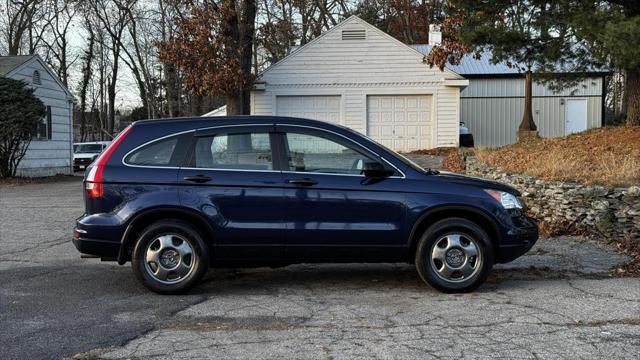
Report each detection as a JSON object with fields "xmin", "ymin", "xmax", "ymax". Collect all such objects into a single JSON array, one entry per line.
[{"xmin": 412, "ymin": 46, "xmax": 609, "ymax": 147}]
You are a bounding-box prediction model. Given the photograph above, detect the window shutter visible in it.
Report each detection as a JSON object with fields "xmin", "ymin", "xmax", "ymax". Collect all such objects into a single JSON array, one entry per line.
[{"xmin": 46, "ymin": 106, "xmax": 52, "ymax": 140}]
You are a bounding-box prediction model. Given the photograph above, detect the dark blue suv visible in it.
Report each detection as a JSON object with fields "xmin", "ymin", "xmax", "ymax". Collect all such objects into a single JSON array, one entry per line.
[{"xmin": 73, "ymin": 116, "xmax": 538, "ymax": 294}]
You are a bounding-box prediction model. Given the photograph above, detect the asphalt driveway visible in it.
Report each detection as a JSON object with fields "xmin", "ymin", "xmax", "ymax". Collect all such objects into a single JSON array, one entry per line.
[{"xmin": 0, "ymin": 177, "xmax": 639, "ymax": 359}]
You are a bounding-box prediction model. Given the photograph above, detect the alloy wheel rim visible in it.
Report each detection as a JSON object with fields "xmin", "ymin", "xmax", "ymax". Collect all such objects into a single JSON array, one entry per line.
[
  {"xmin": 429, "ymin": 233, "xmax": 482, "ymax": 283},
  {"xmin": 144, "ymin": 234, "xmax": 195, "ymax": 284}
]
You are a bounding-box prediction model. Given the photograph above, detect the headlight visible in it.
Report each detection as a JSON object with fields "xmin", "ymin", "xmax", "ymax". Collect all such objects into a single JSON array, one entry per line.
[{"xmin": 484, "ymin": 189, "xmax": 523, "ymax": 209}]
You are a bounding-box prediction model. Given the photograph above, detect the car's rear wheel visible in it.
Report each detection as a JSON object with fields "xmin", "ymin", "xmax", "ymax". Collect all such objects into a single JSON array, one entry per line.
[
  {"xmin": 415, "ymin": 218, "xmax": 494, "ymax": 293},
  {"xmin": 131, "ymin": 219, "xmax": 209, "ymax": 294}
]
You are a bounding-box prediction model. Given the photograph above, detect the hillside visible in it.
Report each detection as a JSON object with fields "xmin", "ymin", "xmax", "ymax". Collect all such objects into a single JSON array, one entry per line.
[{"xmin": 474, "ymin": 127, "xmax": 640, "ymax": 187}]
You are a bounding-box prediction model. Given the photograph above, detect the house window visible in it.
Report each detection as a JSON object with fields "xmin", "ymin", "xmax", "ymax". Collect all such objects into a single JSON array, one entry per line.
[
  {"xmin": 35, "ymin": 106, "xmax": 52, "ymax": 140},
  {"xmin": 32, "ymin": 70, "xmax": 41, "ymax": 85}
]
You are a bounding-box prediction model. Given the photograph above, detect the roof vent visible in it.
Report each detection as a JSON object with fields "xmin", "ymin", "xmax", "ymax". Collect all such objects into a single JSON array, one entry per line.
[
  {"xmin": 342, "ymin": 29, "xmax": 366, "ymax": 40},
  {"xmin": 32, "ymin": 70, "xmax": 41, "ymax": 85}
]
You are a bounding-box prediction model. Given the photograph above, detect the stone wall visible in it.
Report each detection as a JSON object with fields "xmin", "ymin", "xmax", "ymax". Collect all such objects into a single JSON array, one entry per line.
[{"xmin": 465, "ymin": 157, "xmax": 640, "ymax": 241}]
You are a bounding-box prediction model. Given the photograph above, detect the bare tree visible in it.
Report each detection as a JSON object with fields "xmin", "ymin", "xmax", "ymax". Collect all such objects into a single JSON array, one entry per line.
[
  {"xmin": 90, "ymin": 0, "xmax": 130, "ymax": 134},
  {"xmin": 77, "ymin": 16, "xmax": 96, "ymax": 141},
  {"xmin": 42, "ymin": 0, "xmax": 78, "ymax": 86}
]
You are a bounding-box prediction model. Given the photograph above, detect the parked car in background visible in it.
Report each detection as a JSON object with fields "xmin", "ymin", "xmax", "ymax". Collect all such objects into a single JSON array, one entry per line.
[
  {"xmin": 73, "ymin": 116, "xmax": 538, "ymax": 294},
  {"xmin": 73, "ymin": 141, "xmax": 110, "ymax": 171},
  {"xmin": 459, "ymin": 122, "xmax": 474, "ymax": 147}
]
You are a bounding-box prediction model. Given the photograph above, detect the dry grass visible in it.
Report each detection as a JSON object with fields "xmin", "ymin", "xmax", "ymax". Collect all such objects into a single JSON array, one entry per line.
[
  {"xmin": 475, "ymin": 127, "xmax": 640, "ymax": 187},
  {"xmin": 441, "ymin": 149, "xmax": 466, "ymax": 172},
  {"xmin": 409, "ymin": 147, "xmax": 468, "ymax": 172},
  {"xmin": 537, "ymin": 219, "xmax": 589, "ymax": 238}
]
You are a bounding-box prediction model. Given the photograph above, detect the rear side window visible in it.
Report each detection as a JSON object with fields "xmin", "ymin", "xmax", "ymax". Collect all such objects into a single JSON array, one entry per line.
[
  {"xmin": 193, "ymin": 132, "xmax": 273, "ymax": 170},
  {"xmin": 124, "ymin": 133, "xmax": 190, "ymax": 167}
]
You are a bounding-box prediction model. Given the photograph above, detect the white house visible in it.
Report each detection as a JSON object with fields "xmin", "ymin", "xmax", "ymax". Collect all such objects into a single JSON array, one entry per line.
[
  {"xmin": 204, "ymin": 16, "xmax": 608, "ymax": 149},
  {"xmin": 0, "ymin": 55, "xmax": 74, "ymax": 176}
]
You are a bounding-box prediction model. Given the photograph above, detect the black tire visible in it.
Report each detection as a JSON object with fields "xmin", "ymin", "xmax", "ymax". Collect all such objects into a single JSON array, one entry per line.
[
  {"xmin": 415, "ymin": 217, "xmax": 494, "ymax": 293},
  {"xmin": 131, "ymin": 219, "xmax": 209, "ymax": 294}
]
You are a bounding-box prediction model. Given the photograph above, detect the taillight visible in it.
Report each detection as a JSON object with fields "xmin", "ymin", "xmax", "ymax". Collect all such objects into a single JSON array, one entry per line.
[{"xmin": 85, "ymin": 126, "xmax": 132, "ymax": 199}]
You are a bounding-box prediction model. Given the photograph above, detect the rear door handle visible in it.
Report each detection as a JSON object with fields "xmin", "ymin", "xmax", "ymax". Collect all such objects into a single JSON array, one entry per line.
[
  {"xmin": 183, "ymin": 175, "xmax": 212, "ymax": 183},
  {"xmin": 287, "ymin": 178, "xmax": 318, "ymax": 186}
]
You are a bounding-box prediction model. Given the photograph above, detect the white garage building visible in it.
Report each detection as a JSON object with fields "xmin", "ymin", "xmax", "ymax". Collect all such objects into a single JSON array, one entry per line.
[
  {"xmin": 205, "ymin": 16, "xmax": 607, "ymax": 150},
  {"xmin": 249, "ymin": 15, "xmax": 468, "ymax": 152}
]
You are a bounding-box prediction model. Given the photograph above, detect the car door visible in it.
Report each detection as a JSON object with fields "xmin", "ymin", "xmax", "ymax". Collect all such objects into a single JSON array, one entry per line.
[
  {"xmin": 178, "ymin": 125, "xmax": 286, "ymax": 261},
  {"xmin": 274, "ymin": 125, "xmax": 409, "ymax": 261}
]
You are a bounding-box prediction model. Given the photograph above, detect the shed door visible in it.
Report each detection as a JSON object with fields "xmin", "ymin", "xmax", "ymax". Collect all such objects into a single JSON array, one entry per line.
[
  {"xmin": 565, "ymin": 99, "xmax": 588, "ymax": 135},
  {"xmin": 367, "ymin": 95, "xmax": 431, "ymax": 151},
  {"xmin": 276, "ymin": 96, "xmax": 341, "ymax": 124}
]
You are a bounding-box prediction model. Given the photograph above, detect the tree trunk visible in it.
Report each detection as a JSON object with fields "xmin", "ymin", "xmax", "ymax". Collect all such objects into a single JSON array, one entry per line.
[
  {"xmin": 226, "ymin": 94, "xmax": 243, "ymax": 115},
  {"xmin": 165, "ymin": 63, "xmax": 180, "ymax": 117},
  {"xmin": 519, "ymin": 70, "xmax": 538, "ymax": 131},
  {"xmin": 625, "ymin": 69, "xmax": 640, "ymax": 126}
]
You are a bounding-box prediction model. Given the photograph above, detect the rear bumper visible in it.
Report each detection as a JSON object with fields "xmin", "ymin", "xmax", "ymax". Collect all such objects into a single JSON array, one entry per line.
[
  {"xmin": 73, "ymin": 214, "xmax": 127, "ymax": 259},
  {"xmin": 72, "ymin": 237, "xmax": 120, "ymax": 258}
]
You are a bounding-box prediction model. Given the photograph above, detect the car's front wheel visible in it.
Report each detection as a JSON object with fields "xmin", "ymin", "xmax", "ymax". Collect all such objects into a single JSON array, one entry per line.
[
  {"xmin": 415, "ymin": 218, "xmax": 494, "ymax": 293},
  {"xmin": 131, "ymin": 219, "xmax": 209, "ymax": 294}
]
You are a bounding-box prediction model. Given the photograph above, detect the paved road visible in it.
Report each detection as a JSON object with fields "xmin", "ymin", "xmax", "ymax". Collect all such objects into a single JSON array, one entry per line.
[{"xmin": 0, "ymin": 177, "xmax": 639, "ymax": 360}]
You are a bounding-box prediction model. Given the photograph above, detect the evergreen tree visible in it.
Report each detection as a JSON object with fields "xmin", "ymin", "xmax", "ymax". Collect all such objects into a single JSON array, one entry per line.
[{"xmin": 0, "ymin": 77, "xmax": 47, "ymax": 177}]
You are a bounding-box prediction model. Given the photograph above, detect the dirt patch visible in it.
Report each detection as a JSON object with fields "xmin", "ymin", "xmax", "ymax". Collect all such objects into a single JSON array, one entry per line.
[
  {"xmin": 0, "ymin": 174, "xmax": 79, "ymax": 186},
  {"xmin": 572, "ymin": 317, "xmax": 640, "ymax": 327},
  {"xmin": 474, "ymin": 126, "xmax": 640, "ymax": 187},
  {"xmin": 163, "ymin": 316, "xmax": 310, "ymax": 332},
  {"xmin": 613, "ymin": 235, "xmax": 640, "ymax": 276},
  {"xmin": 409, "ymin": 147, "xmax": 457, "ymax": 156}
]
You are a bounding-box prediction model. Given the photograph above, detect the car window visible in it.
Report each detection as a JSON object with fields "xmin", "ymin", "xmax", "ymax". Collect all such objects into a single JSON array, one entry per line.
[
  {"xmin": 77, "ymin": 144, "xmax": 103, "ymax": 153},
  {"xmin": 193, "ymin": 132, "xmax": 273, "ymax": 170},
  {"xmin": 285, "ymin": 132, "xmax": 377, "ymax": 175},
  {"xmin": 125, "ymin": 137, "xmax": 178, "ymax": 166}
]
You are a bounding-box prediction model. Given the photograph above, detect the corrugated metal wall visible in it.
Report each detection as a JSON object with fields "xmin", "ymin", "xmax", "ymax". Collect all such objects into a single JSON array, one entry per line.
[{"xmin": 461, "ymin": 77, "xmax": 604, "ymax": 147}]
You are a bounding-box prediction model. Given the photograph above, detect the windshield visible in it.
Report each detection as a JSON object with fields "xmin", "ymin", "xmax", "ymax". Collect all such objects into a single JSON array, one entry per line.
[{"xmin": 75, "ymin": 144, "xmax": 103, "ymax": 154}]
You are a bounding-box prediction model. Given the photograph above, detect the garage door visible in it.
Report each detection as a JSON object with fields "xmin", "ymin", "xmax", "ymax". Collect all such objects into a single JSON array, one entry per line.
[
  {"xmin": 276, "ymin": 96, "xmax": 341, "ymax": 124},
  {"xmin": 367, "ymin": 95, "xmax": 431, "ymax": 151}
]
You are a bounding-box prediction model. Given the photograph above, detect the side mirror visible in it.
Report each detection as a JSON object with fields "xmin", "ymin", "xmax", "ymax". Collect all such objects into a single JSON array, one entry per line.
[{"xmin": 362, "ymin": 161, "xmax": 394, "ymax": 178}]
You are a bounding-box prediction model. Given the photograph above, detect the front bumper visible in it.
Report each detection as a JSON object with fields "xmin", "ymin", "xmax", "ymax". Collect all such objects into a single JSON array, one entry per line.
[
  {"xmin": 496, "ymin": 214, "xmax": 539, "ymax": 263},
  {"xmin": 74, "ymin": 158, "xmax": 94, "ymax": 170}
]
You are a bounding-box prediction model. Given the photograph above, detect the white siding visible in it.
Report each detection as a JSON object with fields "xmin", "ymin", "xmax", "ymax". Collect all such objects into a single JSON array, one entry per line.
[
  {"xmin": 261, "ymin": 19, "xmax": 459, "ymax": 85},
  {"xmin": 9, "ymin": 58, "xmax": 73, "ymax": 176},
  {"xmin": 435, "ymin": 87, "xmax": 460, "ymax": 147},
  {"xmin": 252, "ymin": 16, "xmax": 464, "ymax": 150}
]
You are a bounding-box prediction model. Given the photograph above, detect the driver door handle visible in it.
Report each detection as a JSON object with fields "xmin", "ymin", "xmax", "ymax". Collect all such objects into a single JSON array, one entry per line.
[{"xmin": 287, "ymin": 178, "xmax": 318, "ymax": 186}]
